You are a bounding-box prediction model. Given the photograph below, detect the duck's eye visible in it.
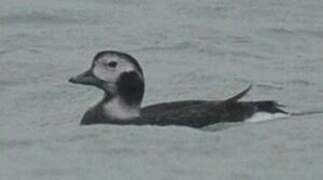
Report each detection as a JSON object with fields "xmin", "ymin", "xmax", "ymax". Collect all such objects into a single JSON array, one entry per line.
[{"xmin": 107, "ymin": 61, "xmax": 117, "ymax": 68}]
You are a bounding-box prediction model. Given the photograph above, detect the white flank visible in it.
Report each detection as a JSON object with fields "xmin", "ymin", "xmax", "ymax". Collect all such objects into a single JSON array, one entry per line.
[{"xmin": 245, "ymin": 112, "xmax": 290, "ymax": 123}]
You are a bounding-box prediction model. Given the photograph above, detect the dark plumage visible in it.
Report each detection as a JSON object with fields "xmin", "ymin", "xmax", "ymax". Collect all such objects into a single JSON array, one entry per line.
[{"xmin": 69, "ymin": 50, "xmax": 288, "ymax": 128}]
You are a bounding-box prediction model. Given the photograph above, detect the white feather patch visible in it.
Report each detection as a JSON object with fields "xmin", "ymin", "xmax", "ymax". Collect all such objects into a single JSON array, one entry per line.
[
  {"xmin": 245, "ymin": 112, "xmax": 290, "ymax": 122},
  {"xmin": 103, "ymin": 97, "xmax": 140, "ymax": 120}
]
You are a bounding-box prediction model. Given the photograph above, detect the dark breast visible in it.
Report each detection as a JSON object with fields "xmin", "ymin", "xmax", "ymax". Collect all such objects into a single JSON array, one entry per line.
[{"xmin": 80, "ymin": 105, "xmax": 107, "ymax": 125}]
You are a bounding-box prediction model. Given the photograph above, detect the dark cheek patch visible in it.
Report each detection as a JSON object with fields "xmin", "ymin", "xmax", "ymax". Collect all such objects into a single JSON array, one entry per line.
[{"xmin": 117, "ymin": 71, "xmax": 145, "ymax": 105}]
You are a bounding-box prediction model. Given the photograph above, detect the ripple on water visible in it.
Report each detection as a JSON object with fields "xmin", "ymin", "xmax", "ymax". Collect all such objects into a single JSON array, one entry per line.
[{"xmin": 0, "ymin": 11, "xmax": 88, "ymax": 25}]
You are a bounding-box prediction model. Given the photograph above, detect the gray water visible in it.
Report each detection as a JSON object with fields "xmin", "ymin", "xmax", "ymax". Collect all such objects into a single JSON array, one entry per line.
[{"xmin": 1, "ymin": 0, "xmax": 323, "ymax": 179}]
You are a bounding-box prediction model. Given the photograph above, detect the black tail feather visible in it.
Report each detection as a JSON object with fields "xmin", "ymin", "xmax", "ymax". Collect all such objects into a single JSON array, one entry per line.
[
  {"xmin": 225, "ymin": 85, "xmax": 252, "ymax": 103},
  {"xmin": 253, "ymin": 101, "xmax": 288, "ymax": 114}
]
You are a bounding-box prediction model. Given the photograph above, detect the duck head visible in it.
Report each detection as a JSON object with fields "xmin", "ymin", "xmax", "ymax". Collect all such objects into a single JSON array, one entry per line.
[{"xmin": 69, "ymin": 51, "xmax": 145, "ymax": 108}]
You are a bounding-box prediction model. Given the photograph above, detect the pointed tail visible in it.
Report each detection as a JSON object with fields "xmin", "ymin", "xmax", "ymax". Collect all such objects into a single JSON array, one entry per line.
[
  {"xmin": 290, "ymin": 110, "xmax": 323, "ymax": 116},
  {"xmin": 252, "ymin": 101, "xmax": 288, "ymax": 114}
]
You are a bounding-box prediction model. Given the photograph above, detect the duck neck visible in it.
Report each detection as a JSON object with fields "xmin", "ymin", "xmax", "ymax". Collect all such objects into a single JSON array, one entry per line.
[{"xmin": 101, "ymin": 95, "xmax": 141, "ymax": 120}]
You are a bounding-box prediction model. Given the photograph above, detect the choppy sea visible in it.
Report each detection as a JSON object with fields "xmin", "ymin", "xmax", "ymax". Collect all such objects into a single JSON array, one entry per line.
[{"xmin": 1, "ymin": 0, "xmax": 323, "ymax": 179}]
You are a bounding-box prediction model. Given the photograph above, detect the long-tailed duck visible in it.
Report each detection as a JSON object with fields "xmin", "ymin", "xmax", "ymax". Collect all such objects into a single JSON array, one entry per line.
[{"xmin": 69, "ymin": 50, "xmax": 288, "ymax": 128}]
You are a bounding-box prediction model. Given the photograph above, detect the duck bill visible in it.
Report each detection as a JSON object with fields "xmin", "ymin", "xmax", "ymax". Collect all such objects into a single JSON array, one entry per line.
[{"xmin": 68, "ymin": 69, "xmax": 102, "ymax": 86}]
